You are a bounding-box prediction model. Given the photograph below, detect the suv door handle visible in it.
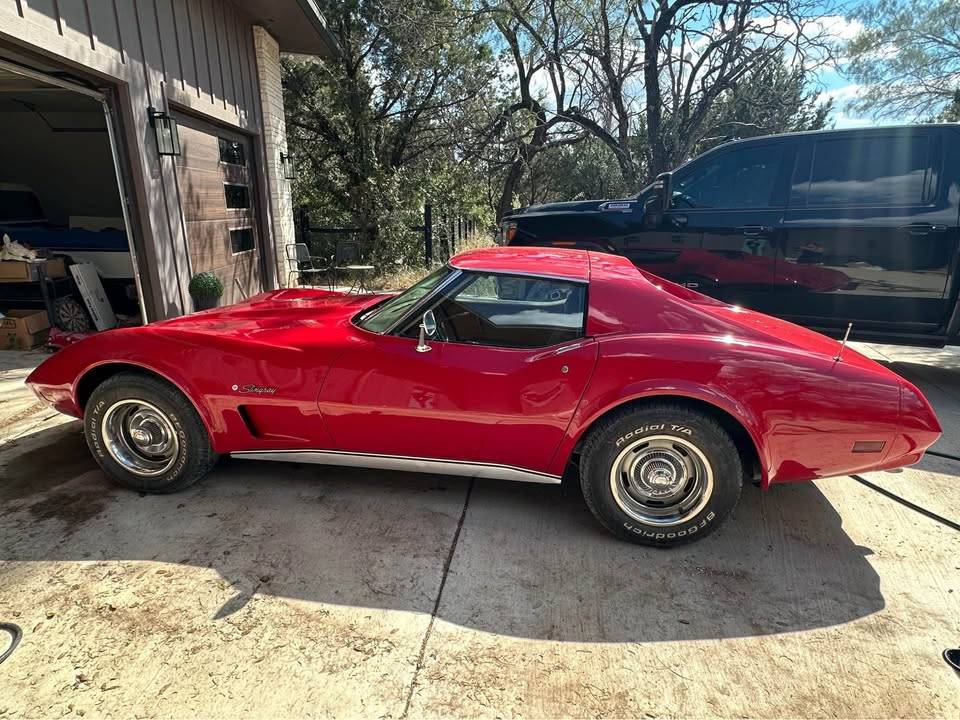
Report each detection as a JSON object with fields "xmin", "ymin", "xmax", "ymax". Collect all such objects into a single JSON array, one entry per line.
[
  {"xmin": 737, "ymin": 225, "xmax": 772, "ymax": 237},
  {"xmin": 898, "ymin": 223, "xmax": 947, "ymax": 235}
]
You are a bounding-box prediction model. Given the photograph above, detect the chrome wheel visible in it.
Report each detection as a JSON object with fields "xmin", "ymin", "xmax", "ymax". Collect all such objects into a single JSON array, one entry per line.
[
  {"xmin": 101, "ymin": 399, "xmax": 179, "ymax": 476},
  {"xmin": 609, "ymin": 435, "xmax": 714, "ymax": 527}
]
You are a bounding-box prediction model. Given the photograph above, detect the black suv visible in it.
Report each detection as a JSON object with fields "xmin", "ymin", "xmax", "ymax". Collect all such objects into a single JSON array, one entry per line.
[{"xmin": 502, "ymin": 125, "xmax": 960, "ymax": 347}]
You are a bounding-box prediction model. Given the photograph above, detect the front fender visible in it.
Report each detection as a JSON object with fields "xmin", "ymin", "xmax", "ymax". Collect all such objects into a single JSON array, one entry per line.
[{"xmin": 28, "ymin": 328, "xmax": 224, "ymax": 448}]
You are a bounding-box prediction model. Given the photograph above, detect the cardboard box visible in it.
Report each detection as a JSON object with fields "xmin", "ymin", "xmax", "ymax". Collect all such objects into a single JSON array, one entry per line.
[
  {"xmin": 45, "ymin": 257, "xmax": 67, "ymax": 278},
  {"xmin": 1, "ymin": 309, "xmax": 51, "ymax": 350},
  {"xmin": 0, "ymin": 258, "xmax": 66, "ymax": 282}
]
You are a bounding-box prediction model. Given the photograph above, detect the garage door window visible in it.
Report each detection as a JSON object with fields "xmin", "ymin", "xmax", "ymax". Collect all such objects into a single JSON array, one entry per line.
[
  {"xmin": 230, "ymin": 228, "xmax": 254, "ymax": 254},
  {"xmin": 224, "ymin": 184, "xmax": 250, "ymax": 209},
  {"xmin": 218, "ymin": 137, "xmax": 246, "ymax": 166}
]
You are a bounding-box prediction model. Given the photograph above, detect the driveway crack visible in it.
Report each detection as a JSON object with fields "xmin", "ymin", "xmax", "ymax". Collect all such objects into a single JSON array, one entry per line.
[{"xmin": 400, "ymin": 477, "xmax": 475, "ymax": 719}]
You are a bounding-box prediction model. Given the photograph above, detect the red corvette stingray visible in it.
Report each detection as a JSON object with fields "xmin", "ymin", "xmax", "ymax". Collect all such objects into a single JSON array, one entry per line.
[{"xmin": 26, "ymin": 247, "xmax": 940, "ymax": 546}]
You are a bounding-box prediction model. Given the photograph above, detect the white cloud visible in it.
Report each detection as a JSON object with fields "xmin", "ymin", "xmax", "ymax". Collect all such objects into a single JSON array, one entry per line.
[{"xmin": 823, "ymin": 83, "xmax": 865, "ymax": 104}]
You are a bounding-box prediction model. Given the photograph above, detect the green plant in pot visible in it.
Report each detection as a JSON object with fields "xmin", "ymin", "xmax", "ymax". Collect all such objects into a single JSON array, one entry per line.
[{"xmin": 189, "ymin": 271, "xmax": 224, "ymax": 311}]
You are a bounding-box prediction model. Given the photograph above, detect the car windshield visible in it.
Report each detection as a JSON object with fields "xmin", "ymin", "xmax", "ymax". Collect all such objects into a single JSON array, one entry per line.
[{"xmin": 356, "ymin": 265, "xmax": 452, "ymax": 333}]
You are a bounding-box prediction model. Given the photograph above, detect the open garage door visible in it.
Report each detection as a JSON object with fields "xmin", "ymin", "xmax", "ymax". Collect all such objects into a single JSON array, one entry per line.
[
  {"xmin": 0, "ymin": 55, "xmax": 146, "ymax": 347},
  {"xmin": 173, "ymin": 113, "xmax": 264, "ymax": 305}
]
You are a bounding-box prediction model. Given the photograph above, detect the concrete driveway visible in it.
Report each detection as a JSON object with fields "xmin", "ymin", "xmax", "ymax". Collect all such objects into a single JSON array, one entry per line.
[{"xmin": 0, "ymin": 344, "xmax": 957, "ymax": 718}]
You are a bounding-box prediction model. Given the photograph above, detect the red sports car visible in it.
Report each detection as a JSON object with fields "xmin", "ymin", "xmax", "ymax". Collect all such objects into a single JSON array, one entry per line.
[{"xmin": 26, "ymin": 247, "xmax": 941, "ymax": 546}]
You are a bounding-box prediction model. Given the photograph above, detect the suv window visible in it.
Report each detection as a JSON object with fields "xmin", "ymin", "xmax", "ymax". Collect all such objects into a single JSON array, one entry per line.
[
  {"xmin": 404, "ymin": 272, "xmax": 586, "ymax": 348},
  {"xmin": 804, "ymin": 134, "xmax": 930, "ymax": 207},
  {"xmin": 672, "ymin": 143, "xmax": 786, "ymax": 210}
]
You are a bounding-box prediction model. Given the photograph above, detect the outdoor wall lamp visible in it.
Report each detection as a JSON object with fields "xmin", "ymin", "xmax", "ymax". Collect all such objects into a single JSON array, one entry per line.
[
  {"xmin": 148, "ymin": 106, "xmax": 181, "ymax": 156},
  {"xmin": 280, "ymin": 151, "xmax": 296, "ymax": 180}
]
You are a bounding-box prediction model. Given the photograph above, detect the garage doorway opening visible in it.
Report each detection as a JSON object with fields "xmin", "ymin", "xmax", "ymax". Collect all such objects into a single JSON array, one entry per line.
[{"xmin": 0, "ymin": 55, "xmax": 147, "ymax": 347}]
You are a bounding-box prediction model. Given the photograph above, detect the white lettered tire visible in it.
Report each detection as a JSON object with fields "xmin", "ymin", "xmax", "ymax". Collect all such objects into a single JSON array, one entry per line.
[
  {"xmin": 579, "ymin": 403, "xmax": 743, "ymax": 546},
  {"xmin": 84, "ymin": 372, "xmax": 218, "ymax": 493}
]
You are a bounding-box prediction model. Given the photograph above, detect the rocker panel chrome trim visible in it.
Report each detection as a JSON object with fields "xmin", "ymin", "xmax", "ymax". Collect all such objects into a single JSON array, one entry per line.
[{"xmin": 230, "ymin": 449, "xmax": 562, "ymax": 484}]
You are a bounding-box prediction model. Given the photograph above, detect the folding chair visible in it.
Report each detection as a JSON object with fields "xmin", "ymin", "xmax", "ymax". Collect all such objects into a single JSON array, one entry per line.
[
  {"xmin": 331, "ymin": 240, "xmax": 375, "ymax": 292},
  {"xmin": 285, "ymin": 243, "xmax": 329, "ymax": 288}
]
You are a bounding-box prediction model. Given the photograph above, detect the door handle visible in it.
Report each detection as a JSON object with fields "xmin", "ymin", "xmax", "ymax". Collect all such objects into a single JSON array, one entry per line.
[
  {"xmin": 898, "ymin": 223, "xmax": 947, "ymax": 235},
  {"xmin": 532, "ymin": 341, "xmax": 587, "ymax": 361},
  {"xmin": 737, "ymin": 225, "xmax": 772, "ymax": 237}
]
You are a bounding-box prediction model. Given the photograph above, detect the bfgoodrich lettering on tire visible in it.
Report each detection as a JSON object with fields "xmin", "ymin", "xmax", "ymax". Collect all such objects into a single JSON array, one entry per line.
[
  {"xmin": 84, "ymin": 372, "xmax": 218, "ymax": 493},
  {"xmin": 579, "ymin": 402, "xmax": 743, "ymax": 546}
]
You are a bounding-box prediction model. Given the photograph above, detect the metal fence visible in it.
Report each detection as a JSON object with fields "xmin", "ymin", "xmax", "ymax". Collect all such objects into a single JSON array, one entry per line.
[{"xmin": 295, "ymin": 205, "xmax": 480, "ymax": 266}]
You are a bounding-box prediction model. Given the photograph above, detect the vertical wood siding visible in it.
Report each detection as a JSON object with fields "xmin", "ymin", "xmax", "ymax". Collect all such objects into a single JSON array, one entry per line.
[
  {"xmin": 5, "ymin": 0, "xmax": 258, "ymax": 124},
  {"xmin": 0, "ymin": 0, "xmax": 269, "ymax": 319}
]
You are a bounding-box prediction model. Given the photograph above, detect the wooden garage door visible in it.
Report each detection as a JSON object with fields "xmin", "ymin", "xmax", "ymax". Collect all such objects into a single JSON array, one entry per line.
[{"xmin": 174, "ymin": 115, "xmax": 262, "ymax": 305}]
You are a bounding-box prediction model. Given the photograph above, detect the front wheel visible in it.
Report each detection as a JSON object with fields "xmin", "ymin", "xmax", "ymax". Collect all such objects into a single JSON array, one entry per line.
[
  {"xmin": 579, "ymin": 403, "xmax": 743, "ymax": 546},
  {"xmin": 84, "ymin": 372, "xmax": 218, "ymax": 493}
]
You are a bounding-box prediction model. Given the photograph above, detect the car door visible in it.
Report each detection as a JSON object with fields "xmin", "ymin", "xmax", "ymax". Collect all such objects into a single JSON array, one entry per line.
[
  {"xmin": 319, "ymin": 271, "xmax": 598, "ymax": 474},
  {"xmin": 772, "ymin": 127, "xmax": 959, "ymax": 336},
  {"xmin": 629, "ymin": 139, "xmax": 794, "ymax": 312}
]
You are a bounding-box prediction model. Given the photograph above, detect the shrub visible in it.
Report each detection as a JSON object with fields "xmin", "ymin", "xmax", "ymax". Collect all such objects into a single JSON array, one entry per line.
[{"xmin": 188, "ymin": 272, "xmax": 224, "ymax": 300}]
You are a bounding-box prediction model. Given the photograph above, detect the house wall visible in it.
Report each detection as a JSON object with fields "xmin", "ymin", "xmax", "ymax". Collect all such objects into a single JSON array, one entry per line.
[
  {"xmin": 252, "ymin": 26, "xmax": 292, "ymax": 288},
  {"xmin": 0, "ymin": 0, "xmax": 290, "ymax": 320}
]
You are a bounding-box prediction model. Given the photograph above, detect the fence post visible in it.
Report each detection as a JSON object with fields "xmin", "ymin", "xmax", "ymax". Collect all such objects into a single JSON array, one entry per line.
[
  {"xmin": 296, "ymin": 206, "xmax": 309, "ymax": 245},
  {"xmin": 423, "ymin": 204, "xmax": 433, "ymax": 264}
]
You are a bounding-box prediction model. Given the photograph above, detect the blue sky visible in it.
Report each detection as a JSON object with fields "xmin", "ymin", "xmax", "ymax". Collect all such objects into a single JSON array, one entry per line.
[{"xmin": 813, "ymin": 7, "xmax": 901, "ymax": 129}]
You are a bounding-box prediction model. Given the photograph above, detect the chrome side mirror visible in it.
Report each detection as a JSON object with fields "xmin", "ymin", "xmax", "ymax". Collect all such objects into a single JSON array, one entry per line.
[{"xmin": 416, "ymin": 310, "xmax": 437, "ymax": 353}]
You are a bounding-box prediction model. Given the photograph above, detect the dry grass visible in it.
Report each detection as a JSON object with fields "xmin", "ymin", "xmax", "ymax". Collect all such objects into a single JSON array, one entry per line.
[{"xmin": 367, "ymin": 232, "xmax": 495, "ymax": 291}]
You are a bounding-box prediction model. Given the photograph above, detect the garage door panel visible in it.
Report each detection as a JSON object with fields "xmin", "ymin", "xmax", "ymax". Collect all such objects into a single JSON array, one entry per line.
[
  {"xmin": 215, "ymin": 254, "xmax": 261, "ymax": 305},
  {"xmin": 172, "ymin": 113, "xmax": 263, "ymax": 304},
  {"xmin": 187, "ymin": 221, "xmax": 258, "ymax": 269},
  {"xmin": 178, "ymin": 176, "xmax": 254, "ymax": 222}
]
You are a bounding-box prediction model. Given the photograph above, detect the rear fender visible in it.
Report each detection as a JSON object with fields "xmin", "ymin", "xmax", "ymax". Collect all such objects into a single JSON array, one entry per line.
[{"xmin": 549, "ymin": 375, "xmax": 769, "ymax": 485}]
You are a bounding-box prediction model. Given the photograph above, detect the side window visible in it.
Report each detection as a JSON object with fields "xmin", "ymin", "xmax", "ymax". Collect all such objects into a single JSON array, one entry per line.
[
  {"xmin": 672, "ymin": 143, "xmax": 786, "ymax": 209},
  {"xmin": 804, "ymin": 134, "xmax": 930, "ymax": 206},
  {"xmin": 405, "ymin": 272, "xmax": 586, "ymax": 348}
]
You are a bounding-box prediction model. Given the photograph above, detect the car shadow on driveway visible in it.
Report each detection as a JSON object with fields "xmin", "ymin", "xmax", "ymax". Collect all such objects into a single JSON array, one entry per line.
[{"xmin": 0, "ymin": 421, "xmax": 883, "ymax": 644}]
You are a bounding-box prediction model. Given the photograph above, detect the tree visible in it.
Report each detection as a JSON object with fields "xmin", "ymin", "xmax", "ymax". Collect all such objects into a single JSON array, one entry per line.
[
  {"xmin": 482, "ymin": 0, "xmax": 838, "ymax": 191},
  {"xmin": 284, "ymin": 0, "xmax": 498, "ymax": 261},
  {"xmin": 846, "ymin": 0, "xmax": 960, "ymax": 120},
  {"xmin": 695, "ymin": 56, "xmax": 832, "ymax": 154}
]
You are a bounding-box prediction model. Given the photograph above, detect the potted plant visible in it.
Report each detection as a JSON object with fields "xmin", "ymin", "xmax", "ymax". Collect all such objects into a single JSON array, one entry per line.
[{"xmin": 189, "ymin": 271, "xmax": 223, "ymax": 311}]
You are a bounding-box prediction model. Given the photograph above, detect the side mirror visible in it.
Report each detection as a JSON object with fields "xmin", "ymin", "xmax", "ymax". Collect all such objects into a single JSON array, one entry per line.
[
  {"xmin": 642, "ymin": 171, "xmax": 673, "ymax": 229},
  {"xmin": 416, "ymin": 310, "xmax": 437, "ymax": 353},
  {"xmin": 422, "ymin": 309, "xmax": 437, "ymax": 337}
]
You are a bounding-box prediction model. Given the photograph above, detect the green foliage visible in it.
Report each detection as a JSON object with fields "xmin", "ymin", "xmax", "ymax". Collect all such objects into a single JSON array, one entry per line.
[
  {"xmin": 695, "ymin": 59, "xmax": 833, "ymax": 155},
  {"xmin": 284, "ymin": 0, "xmax": 498, "ymax": 265},
  {"xmin": 188, "ymin": 272, "xmax": 223, "ymax": 300},
  {"xmin": 846, "ymin": 0, "xmax": 960, "ymax": 119}
]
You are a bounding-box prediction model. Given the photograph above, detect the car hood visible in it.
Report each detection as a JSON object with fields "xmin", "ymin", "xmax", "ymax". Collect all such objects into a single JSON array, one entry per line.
[
  {"xmin": 509, "ymin": 199, "xmax": 617, "ymax": 216},
  {"xmin": 148, "ymin": 288, "xmax": 387, "ymax": 346}
]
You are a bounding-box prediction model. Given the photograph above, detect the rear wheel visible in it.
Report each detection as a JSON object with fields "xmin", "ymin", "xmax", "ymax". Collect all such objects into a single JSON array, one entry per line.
[
  {"xmin": 84, "ymin": 372, "xmax": 217, "ymax": 493},
  {"xmin": 579, "ymin": 403, "xmax": 743, "ymax": 546}
]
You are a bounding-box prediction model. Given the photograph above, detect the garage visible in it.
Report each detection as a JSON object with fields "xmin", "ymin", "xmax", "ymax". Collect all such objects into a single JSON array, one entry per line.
[
  {"xmin": 0, "ymin": 55, "xmax": 145, "ymax": 349},
  {"xmin": 0, "ymin": 0, "xmax": 338, "ymax": 344}
]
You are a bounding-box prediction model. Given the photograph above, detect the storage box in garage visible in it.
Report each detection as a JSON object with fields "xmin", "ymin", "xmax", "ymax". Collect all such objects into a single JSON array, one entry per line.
[
  {"xmin": 0, "ymin": 258, "xmax": 66, "ymax": 282},
  {"xmin": 0, "ymin": 309, "xmax": 51, "ymax": 349}
]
